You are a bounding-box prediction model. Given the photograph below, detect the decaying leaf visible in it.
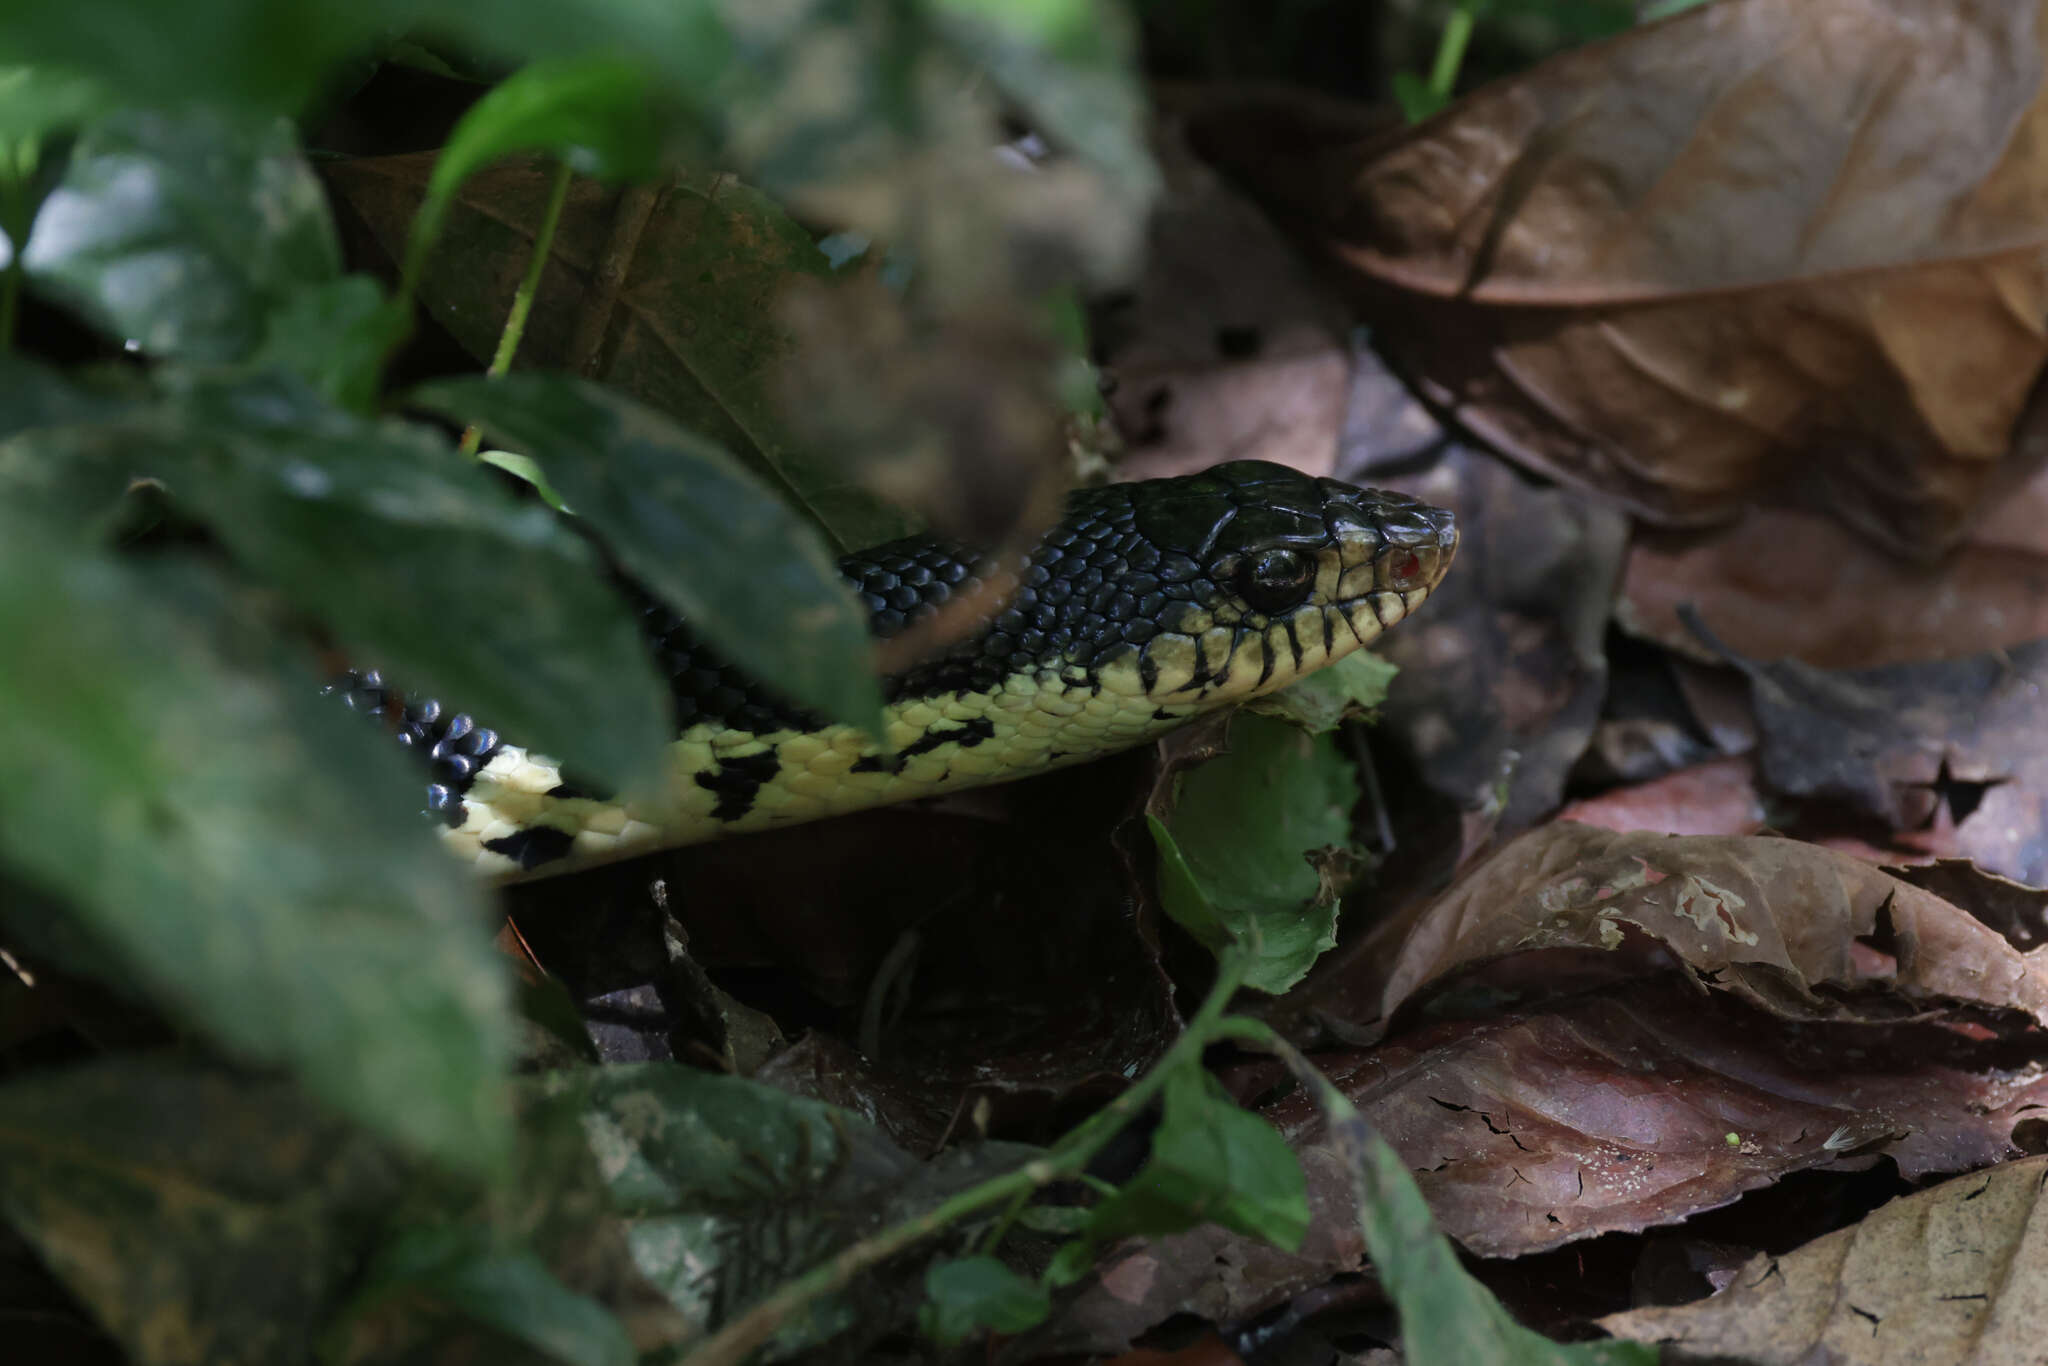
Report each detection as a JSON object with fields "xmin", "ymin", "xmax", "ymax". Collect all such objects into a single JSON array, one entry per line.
[
  {"xmin": 1267, "ymin": 983, "xmax": 2048, "ymax": 1258},
  {"xmin": 1377, "ymin": 823, "xmax": 2048, "ymax": 1025},
  {"xmin": 326, "ymin": 153, "xmax": 920, "ymax": 551},
  {"xmin": 1194, "ymin": 0, "xmax": 2048, "ymax": 558},
  {"xmin": 1601, "ymin": 1155, "xmax": 2048, "ymax": 1364},
  {"xmin": 1699, "ymin": 629, "xmax": 2048, "ymax": 885}
]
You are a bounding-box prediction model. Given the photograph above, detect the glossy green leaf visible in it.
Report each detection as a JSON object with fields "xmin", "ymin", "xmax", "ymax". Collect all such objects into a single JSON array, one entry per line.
[
  {"xmin": 410, "ymin": 57, "xmax": 663, "ymax": 282},
  {"xmin": 120, "ymin": 377, "xmax": 670, "ymax": 791},
  {"xmin": 919, "ymin": 1255, "xmax": 1051, "ymax": 1346},
  {"xmin": 1084, "ymin": 1064, "xmax": 1309, "ymax": 1250},
  {"xmin": 0, "ymin": 527, "xmax": 511, "ymax": 1168},
  {"xmin": 357, "ymin": 1226, "xmax": 634, "ymax": 1366},
  {"xmin": 0, "ymin": 1061, "xmax": 402, "ymax": 1366},
  {"xmin": 21, "ymin": 107, "xmax": 339, "ymax": 360},
  {"xmin": 413, "ymin": 373, "xmax": 885, "ymax": 735},
  {"xmin": 1149, "ymin": 713, "xmax": 1358, "ymax": 994}
]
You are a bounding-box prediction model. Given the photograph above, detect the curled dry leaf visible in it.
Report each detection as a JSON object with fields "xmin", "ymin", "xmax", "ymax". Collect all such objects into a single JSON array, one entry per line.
[
  {"xmin": 1377, "ymin": 823, "xmax": 2048, "ymax": 1027},
  {"xmin": 1601, "ymin": 1155, "xmax": 2048, "ymax": 1364},
  {"xmin": 1198, "ymin": 0, "xmax": 2048, "ymax": 557}
]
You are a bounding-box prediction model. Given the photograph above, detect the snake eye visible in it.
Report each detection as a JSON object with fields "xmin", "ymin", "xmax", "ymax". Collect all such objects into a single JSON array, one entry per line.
[{"xmin": 1235, "ymin": 547, "xmax": 1315, "ymax": 615}]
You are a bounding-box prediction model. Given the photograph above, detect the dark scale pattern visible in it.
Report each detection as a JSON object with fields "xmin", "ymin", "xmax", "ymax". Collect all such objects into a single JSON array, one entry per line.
[
  {"xmin": 324, "ymin": 669, "xmax": 505, "ymax": 826},
  {"xmin": 328, "ymin": 461, "xmax": 1459, "ymax": 824}
]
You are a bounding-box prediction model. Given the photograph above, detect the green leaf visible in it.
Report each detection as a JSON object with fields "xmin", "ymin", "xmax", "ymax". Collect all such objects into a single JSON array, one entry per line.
[
  {"xmin": 358, "ymin": 1226, "xmax": 634, "ymax": 1366},
  {"xmin": 0, "ymin": 66, "xmax": 111, "ymax": 143},
  {"xmin": 409, "ymin": 57, "xmax": 663, "ymax": 286},
  {"xmin": 1249, "ymin": 649, "xmax": 1398, "ymax": 734},
  {"xmin": 111, "ymin": 376, "xmax": 672, "ymax": 791},
  {"xmin": 245, "ymin": 275, "xmax": 405, "ymax": 412},
  {"xmin": 20, "ymin": 107, "xmax": 339, "ymax": 360},
  {"xmin": 1393, "ymin": 71, "xmax": 1451, "ymax": 123},
  {"xmin": 0, "ymin": 518, "xmax": 513, "ymax": 1169},
  {"xmin": 0, "ymin": 3, "xmax": 411, "ymax": 114},
  {"xmin": 413, "ymin": 373, "xmax": 885, "ymax": 735},
  {"xmin": 1149, "ymin": 713, "xmax": 1358, "ymax": 994},
  {"xmin": 919, "ymin": 1255, "xmax": 1051, "ymax": 1346},
  {"xmin": 542, "ymin": 1063, "xmax": 920, "ymax": 1357},
  {"xmin": 1085, "ymin": 1064, "xmax": 1309, "ymax": 1251},
  {"xmin": 0, "ymin": 1061, "xmax": 402, "ymax": 1366}
]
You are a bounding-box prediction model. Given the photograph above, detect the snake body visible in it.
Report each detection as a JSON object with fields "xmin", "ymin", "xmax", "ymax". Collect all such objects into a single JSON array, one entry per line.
[{"xmin": 333, "ymin": 461, "xmax": 1457, "ymax": 880}]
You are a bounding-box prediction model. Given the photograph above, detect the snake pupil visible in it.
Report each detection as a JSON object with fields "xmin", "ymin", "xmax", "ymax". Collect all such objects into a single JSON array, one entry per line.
[{"xmin": 1237, "ymin": 547, "xmax": 1314, "ymax": 615}]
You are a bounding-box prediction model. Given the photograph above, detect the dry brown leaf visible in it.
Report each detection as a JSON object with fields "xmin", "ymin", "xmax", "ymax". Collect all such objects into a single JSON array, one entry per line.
[
  {"xmin": 1601, "ymin": 1155, "xmax": 2048, "ymax": 1364},
  {"xmin": 1377, "ymin": 824, "xmax": 2048, "ymax": 1027},
  {"xmin": 1195, "ymin": 0, "xmax": 2048, "ymax": 557},
  {"xmin": 1620, "ymin": 483, "xmax": 2048, "ymax": 671},
  {"xmin": 1265, "ymin": 985, "xmax": 2048, "ymax": 1258}
]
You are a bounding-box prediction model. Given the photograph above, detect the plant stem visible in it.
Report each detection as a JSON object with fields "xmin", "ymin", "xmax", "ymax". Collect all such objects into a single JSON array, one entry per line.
[
  {"xmin": 1428, "ymin": 4, "xmax": 1476, "ymax": 101},
  {"xmin": 678, "ymin": 949, "xmax": 1253, "ymax": 1366},
  {"xmin": 457, "ymin": 158, "xmax": 574, "ymax": 457}
]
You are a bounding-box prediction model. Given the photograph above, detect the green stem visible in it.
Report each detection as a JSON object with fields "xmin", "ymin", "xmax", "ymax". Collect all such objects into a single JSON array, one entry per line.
[
  {"xmin": 1427, "ymin": 4, "xmax": 1477, "ymax": 100},
  {"xmin": 678, "ymin": 949, "xmax": 1253, "ymax": 1366},
  {"xmin": 456, "ymin": 158, "xmax": 574, "ymax": 458}
]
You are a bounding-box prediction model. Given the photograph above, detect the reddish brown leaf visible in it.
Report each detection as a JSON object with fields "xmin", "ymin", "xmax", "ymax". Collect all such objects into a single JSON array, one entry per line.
[{"xmin": 1266, "ymin": 986, "xmax": 2048, "ymax": 1257}]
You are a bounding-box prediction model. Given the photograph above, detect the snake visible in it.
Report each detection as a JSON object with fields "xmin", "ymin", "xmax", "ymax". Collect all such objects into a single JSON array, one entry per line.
[{"xmin": 330, "ymin": 460, "xmax": 1457, "ymax": 881}]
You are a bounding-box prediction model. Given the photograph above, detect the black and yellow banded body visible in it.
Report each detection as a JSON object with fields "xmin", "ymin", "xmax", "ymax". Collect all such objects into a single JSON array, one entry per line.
[{"xmin": 333, "ymin": 461, "xmax": 1457, "ymax": 880}]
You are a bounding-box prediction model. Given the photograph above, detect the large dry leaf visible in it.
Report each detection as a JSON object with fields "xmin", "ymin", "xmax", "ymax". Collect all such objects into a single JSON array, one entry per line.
[
  {"xmin": 1267, "ymin": 984, "xmax": 2048, "ymax": 1258},
  {"xmin": 1377, "ymin": 824, "xmax": 2048, "ymax": 1027},
  {"xmin": 1601, "ymin": 1155, "xmax": 2048, "ymax": 1364},
  {"xmin": 1195, "ymin": 0, "xmax": 2048, "ymax": 557}
]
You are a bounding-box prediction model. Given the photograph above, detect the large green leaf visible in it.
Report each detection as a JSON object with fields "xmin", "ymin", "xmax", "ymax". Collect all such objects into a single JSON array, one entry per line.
[
  {"xmin": 1148, "ymin": 713, "xmax": 1359, "ymax": 994},
  {"xmin": 0, "ymin": 1062, "xmax": 403, "ymax": 1366},
  {"xmin": 91, "ymin": 376, "xmax": 674, "ymax": 790},
  {"xmin": 19, "ymin": 107, "xmax": 339, "ymax": 360},
  {"xmin": 413, "ymin": 373, "xmax": 884, "ymax": 734},
  {"xmin": 0, "ymin": 4, "xmax": 409, "ymax": 113},
  {"xmin": 0, "ymin": 519, "xmax": 513, "ymax": 1168}
]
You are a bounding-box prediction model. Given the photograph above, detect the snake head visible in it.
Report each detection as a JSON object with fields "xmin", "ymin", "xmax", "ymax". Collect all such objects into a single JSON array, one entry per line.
[{"xmin": 1117, "ymin": 460, "xmax": 1458, "ymax": 705}]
